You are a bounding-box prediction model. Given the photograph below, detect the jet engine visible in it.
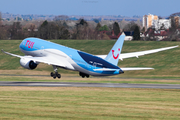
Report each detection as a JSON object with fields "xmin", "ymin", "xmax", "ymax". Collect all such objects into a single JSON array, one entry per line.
[{"xmin": 20, "ymin": 58, "xmax": 38, "ymax": 70}]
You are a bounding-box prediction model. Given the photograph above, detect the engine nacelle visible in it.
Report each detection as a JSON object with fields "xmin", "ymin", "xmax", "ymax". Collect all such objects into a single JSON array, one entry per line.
[{"xmin": 20, "ymin": 58, "xmax": 38, "ymax": 70}]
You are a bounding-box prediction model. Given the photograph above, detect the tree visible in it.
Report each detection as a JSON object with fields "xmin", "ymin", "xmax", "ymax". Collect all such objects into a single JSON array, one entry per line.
[
  {"xmin": 57, "ymin": 26, "xmax": 70, "ymax": 39},
  {"xmin": 63, "ymin": 21, "xmax": 68, "ymax": 28},
  {"xmin": 79, "ymin": 19, "xmax": 88, "ymax": 26},
  {"xmin": 38, "ymin": 21, "xmax": 62, "ymax": 39},
  {"xmin": 0, "ymin": 12, "xmax": 4, "ymax": 39},
  {"xmin": 133, "ymin": 25, "xmax": 140, "ymax": 40},
  {"xmin": 123, "ymin": 21, "xmax": 137, "ymax": 31},
  {"xmin": 141, "ymin": 27, "xmax": 145, "ymax": 33},
  {"xmin": 113, "ymin": 22, "xmax": 120, "ymax": 36},
  {"xmin": 93, "ymin": 19, "xmax": 100, "ymax": 23},
  {"xmin": 26, "ymin": 23, "xmax": 37, "ymax": 37},
  {"xmin": 95, "ymin": 22, "xmax": 101, "ymax": 31},
  {"xmin": 8, "ymin": 22, "xmax": 24, "ymax": 39},
  {"xmin": 61, "ymin": 29, "xmax": 70, "ymax": 39},
  {"xmin": 169, "ymin": 17, "xmax": 176, "ymax": 33},
  {"xmin": 169, "ymin": 17, "xmax": 180, "ymax": 41},
  {"xmin": 99, "ymin": 25, "xmax": 109, "ymax": 31},
  {"xmin": 38, "ymin": 20, "xmax": 49, "ymax": 39},
  {"xmin": 75, "ymin": 19, "xmax": 89, "ymax": 39}
]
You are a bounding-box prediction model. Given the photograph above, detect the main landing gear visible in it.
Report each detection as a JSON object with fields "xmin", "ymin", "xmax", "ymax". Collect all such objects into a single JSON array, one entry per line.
[
  {"xmin": 50, "ymin": 72, "xmax": 61, "ymax": 79},
  {"xmin": 50, "ymin": 66, "xmax": 61, "ymax": 79},
  {"xmin": 79, "ymin": 72, "xmax": 89, "ymax": 78}
]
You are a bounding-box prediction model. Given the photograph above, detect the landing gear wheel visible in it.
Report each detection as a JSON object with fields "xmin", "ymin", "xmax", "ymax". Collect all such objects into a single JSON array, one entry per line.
[
  {"xmin": 79, "ymin": 72, "xmax": 89, "ymax": 78},
  {"xmin": 51, "ymin": 73, "xmax": 61, "ymax": 79},
  {"xmin": 50, "ymin": 72, "xmax": 61, "ymax": 79},
  {"xmin": 53, "ymin": 74, "xmax": 56, "ymax": 79},
  {"xmin": 50, "ymin": 72, "xmax": 54, "ymax": 77},
  {"xmin": 57, "ymin": 74, "xmax": 61, "ymax": 78}
]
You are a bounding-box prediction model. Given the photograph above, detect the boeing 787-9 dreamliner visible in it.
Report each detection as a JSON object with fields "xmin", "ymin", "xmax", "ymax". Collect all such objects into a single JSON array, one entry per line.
[{"xmin": 2, "ymin": 33, "xmax": 178, "ymax": 79}]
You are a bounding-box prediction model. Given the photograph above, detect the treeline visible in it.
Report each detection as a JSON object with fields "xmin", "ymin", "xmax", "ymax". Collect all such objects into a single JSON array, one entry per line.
[
  {"xmin": 0, "ymin": 20, "xmax": 71, "ymax": 40},
  {"xmin": 0, "ymin": 19, "xmax": 141, "ymax": 40}
]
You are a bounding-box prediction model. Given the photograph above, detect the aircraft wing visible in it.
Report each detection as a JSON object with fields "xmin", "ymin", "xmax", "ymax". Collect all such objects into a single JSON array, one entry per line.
[
  {"xmin": 1, "ymin": 49, "xmax": 66, "ymax": 67},
  {"xmin": 97, "ymin": 45, "xmax": 178, "ymax": 60},
  {"xmin": 1, "ymin": 49, "xmax": 22, "ymax": 58}
]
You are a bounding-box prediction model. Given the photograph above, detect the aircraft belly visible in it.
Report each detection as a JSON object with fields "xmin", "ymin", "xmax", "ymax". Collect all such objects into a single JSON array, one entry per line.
[
  {"xmin": 70, "ymin": 61, "xmax": 117, "ymax": 76},
  {"xmin": 44, "ymin": 49, "xmax": 75, "ymax": 70},
  {"xmin": 20, "ymin": 48, "xmax": 45, "ymax": 57}
]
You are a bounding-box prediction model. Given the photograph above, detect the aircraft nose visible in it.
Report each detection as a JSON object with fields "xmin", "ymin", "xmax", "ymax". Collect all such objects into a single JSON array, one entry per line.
[{"xmin": 19, "ymin": 41, "xmax": 24, "ymax": 48}]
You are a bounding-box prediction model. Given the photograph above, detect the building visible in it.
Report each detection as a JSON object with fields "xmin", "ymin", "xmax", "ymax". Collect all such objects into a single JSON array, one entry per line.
[
  {"xmin": 124, "ymin": 31, "xmax": 134, "ymax": 41},
  {"xmin": 143, "ymin": 14, "xmax": 158, "ymax": 30},
  {"xmin": 174, "ymin": 16, "xmax": 180, "ymax": 28},
  {"xmin": 143, "ymin": 14, "xmax": 171, "ymax": 31},
  {"xmin": 153, "ymin": 19, "xmax": 171, "ymax": 30},
  {"xmin": 154, "ymin": 30, "xmax": 169, "ymax": 41}
]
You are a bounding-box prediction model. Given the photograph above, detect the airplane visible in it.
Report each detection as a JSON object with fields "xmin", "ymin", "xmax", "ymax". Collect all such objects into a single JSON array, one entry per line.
[{"xmin": 1, "ymin": 33, "xmax": 178, "ymax": 79}]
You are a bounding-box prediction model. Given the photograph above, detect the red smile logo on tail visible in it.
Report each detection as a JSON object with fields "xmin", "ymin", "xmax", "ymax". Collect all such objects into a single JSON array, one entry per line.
[{"xmin": 112, "ymin": 48, "xmax": 120, "ymax": 59}]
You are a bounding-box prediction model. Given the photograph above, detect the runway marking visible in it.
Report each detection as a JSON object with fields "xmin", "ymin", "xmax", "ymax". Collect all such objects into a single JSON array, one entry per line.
[{"xmin": 27, "ymin": 83, "xmax": 70, "ymax": 86}]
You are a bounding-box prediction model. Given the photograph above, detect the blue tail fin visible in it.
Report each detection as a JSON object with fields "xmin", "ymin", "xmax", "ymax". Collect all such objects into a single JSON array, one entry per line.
[{"xmin": 105, "ymin": 33, "xmax": 125, "ymax": 66}]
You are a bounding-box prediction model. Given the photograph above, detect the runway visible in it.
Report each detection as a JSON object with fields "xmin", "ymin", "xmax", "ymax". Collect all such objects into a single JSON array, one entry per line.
[{"xmin": 0, "ymin": 81, "xmax": 180, "ymax": 89}]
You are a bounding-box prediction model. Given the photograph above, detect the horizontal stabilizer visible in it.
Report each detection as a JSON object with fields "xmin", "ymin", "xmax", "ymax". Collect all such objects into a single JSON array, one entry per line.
[
  {"xmin": 94, "ymin": 68, "xmax": 118, "ymax": 71},
  {"xmin": 121, "ymin": 67, "xmax": 154, "ymax": 71}
]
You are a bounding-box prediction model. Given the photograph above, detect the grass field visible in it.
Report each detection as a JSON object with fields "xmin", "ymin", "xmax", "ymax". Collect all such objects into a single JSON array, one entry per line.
[{"xmin": 0, "ymin": 87, "xmax": 180, "ymax": 120}]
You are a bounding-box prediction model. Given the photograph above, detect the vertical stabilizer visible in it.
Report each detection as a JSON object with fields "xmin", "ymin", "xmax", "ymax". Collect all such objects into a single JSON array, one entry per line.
[{"xmin": 105, "ymin": 33, "xmax": 125, "ymax": 66}]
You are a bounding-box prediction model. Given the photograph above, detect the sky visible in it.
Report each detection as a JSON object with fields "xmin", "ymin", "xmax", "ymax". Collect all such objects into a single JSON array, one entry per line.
[{"xmin": 0, "ymin": 0, "xmax": 180, "ymax": 17}]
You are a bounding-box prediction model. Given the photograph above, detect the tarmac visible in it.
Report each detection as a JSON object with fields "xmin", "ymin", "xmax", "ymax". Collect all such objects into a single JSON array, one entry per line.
[{"xmin": 1, "ymin": 81, "xmax": 180, "ymax": 89}]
